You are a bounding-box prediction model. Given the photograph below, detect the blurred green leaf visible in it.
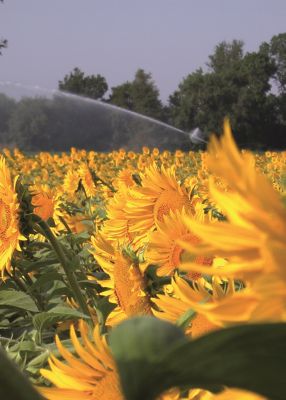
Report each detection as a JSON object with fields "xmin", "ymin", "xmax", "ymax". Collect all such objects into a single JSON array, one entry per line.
[
  {"xmin": 110, "ymin": 317, "xmax": 286, "ymax": 400},
  {"xmin": 109, "ymin": 316, "xmax": 187, "ymax": 399},
  {"xmin": 0, "ymin": 348, "xmax": 43, "ymax": 400}
]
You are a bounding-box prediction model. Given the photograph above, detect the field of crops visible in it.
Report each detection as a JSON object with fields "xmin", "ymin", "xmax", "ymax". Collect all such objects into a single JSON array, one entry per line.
[{"xmin": 0, "ymin": 121, "xmax": 285, "ymax": 400}]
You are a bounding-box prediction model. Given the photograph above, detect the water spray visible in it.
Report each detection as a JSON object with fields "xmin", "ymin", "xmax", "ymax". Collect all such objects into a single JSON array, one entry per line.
[
  {"xmin": 188, "ymin": 127, "xmax": 209, "ymax": 145},
  {"xmin": 0, "ymin": 80, "xmax": 210, "ymax": 149}
]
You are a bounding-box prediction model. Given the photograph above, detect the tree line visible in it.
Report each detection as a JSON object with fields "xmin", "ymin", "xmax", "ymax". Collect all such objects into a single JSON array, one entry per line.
[{"xmin": 0, "ymin": 34, "xmax": 285, "ymax": 150}]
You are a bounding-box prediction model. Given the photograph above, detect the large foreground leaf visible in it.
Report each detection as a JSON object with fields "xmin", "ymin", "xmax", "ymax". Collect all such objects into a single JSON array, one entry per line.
[
  {"xmin": 0, "ymin": 348, "xmax": 42, "ymax": 400},
  {"xmin": 110, "ymin": 317, "xmax": 286, "ymax": 400}
]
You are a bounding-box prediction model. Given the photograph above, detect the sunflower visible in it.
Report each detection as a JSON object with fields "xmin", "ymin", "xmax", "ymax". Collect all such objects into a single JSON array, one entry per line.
[
  {"xmin": 79, "ymin": 164, "xmax": 97, "ymax": 198},
  {"xmin": 0, "ymin": 156, "xmax": 25, "ymax": 274},
  {"xmin": 39, "ymin": 321, "xmax": 124, "ymax": 400},
  {"xmin": 145, "ymin": 208, "xmax": 212, "ymax": 278},
  {"xmin": 62, "ymin": 169, "xmax": 80, "ymax": 200},
  {"xmin": 152, "ymin": 273, "xmax": 257, "ymax": 336},
  {"xmin": 90, "ymin": 233, "xmax": 152, "ymax": 326},
  {"xmin": 103, "ymin": 187, "xmax": 132, "ymax": 244},
  {"xmin": 103, "ymin": 186, "xmax": 147, "ymax": 248},
  {"xmin": 39, "ymin": 321, "xmax": 225, "ymax": 400},
  {"xmin": 113, "ymin": 168, "xmax": 136, "ymax": 190},
  {"xmin": 174, "ymin": 121, "xmax": 286, "ymax": 324},
  {"xmin": 179, "ymin": 120, "xmax": 286, "ymax": 296},
  {"xmin": 31, "ymin": 184, "xmax": 62, "ymax": 222},
  {"xmin": 124, "ymin": 163, "xmax": 193, "ymax": 243}
]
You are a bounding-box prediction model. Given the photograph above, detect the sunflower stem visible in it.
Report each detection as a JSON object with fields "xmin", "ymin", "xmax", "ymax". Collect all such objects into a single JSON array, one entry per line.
[
  {"xmin": 6, "ymin": 270, "xmax": 29, "ymax": 296},
  {"xmin": 58, "ymin": 215, "xmax": 82, "ymax": 253},
  {"xmin": 89, "ymin": 167, "xmax": 116, "ymax": 193},
  {"xmin": 32, "ymin": 217, "xmax": 93, "ymax": 322},
  {"xmin": 58, "ymin": 215, "xmax": 72, "ymax": 234}
]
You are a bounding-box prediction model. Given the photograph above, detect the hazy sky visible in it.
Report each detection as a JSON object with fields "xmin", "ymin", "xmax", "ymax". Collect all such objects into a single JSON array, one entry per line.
[{"xmin": 1, "ymin": 0, "xmax": 286, "ymax": 103}]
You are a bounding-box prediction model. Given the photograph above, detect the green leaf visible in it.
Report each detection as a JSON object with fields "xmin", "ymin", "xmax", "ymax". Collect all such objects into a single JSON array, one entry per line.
[
  {"xmin": 0, "ymin": 348, "xmax": 43, "ymax": 400},
  {"xmin": 26, "ymin": 350, "xmax": 50, "ymax": 374},
  {"xmin": 95, "ymin": 296, "xmax": 116, "ymax": 332},
  {"xmin": 0, "ymin": 290, "xmax": 38, "ymax": 312},
  {"xmin": 9, "ymin": 340, "xmax": 38, "ymax": 353},
  {"xmin": 33, "ymin": 305, "xmax": 89, "ymax": 335},
  {"xmin": 29, "ymin": 271, "xmax": 63, "ymax": 291},
  {"xmin": 109, "ymin": 316, "xmax": 187, "ymax": 400},
  {"xmin": 18, "ymin": 257, "xmax": 59, "ymax": 272},
  {"xmin": 110, "ymin": 317, "xmax": 286, "ymax": 400}
]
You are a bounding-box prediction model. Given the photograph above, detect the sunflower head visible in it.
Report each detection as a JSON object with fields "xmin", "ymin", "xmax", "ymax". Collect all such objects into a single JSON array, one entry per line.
[
  {"xmin": 0, "ymin": 156, "xmax": 25, "ymax": 274},
  {"xmin": 114, "ymin": 168, "xmax": 136, "ymax": 189},
  {"xmin": 79, "ymin": 164, "xmax": 97, "ymax": 198},
  {"xmin": 31, "ymin": 184, "xmax": 59, "ymax": 222},
  {"xmin": 63, "ymin": 169, "xmax": 80, "ymax": 199},
  {"xmin": 39, "ymin": 321, "xmax": 124, "ymax": 400},
  {"xmin": 90, "ymin": 234, "xmax": 152, "ymax": 326},
  {"xmin": 146, "ymin": 208, "xmax": 212, "ymax": 278},
  {"xmin": 124, "ymin": 163, "xmax": 194, "ymax": 246}
]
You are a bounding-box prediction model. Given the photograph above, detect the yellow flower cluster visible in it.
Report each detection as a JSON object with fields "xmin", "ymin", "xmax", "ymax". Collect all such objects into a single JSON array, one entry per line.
[{"xmin": 0, "ymin": 121, "xmax": 285, "ymax": 400}]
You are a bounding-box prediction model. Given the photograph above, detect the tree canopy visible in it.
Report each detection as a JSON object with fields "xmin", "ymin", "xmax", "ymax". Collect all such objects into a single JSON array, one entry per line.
[
  {"xmin": 0, "ymin": 34, "xmax": 285, "ymax": 150},
  {"xmin": 169, "ymin": 38, "xmax": 285, "ymax": 148},
  {"xmin": 109, "ymin": 69, "xmax": 165, "ymax": 120},
  {"xmin": 58, "ymin": 67, "xmax": 108, "ymax": 100}
]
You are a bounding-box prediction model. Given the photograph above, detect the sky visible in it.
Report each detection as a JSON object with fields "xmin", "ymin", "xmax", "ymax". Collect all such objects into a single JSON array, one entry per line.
[{"xmin": 1, "ymin": 0, "xmax": 286, "ymax": 103}]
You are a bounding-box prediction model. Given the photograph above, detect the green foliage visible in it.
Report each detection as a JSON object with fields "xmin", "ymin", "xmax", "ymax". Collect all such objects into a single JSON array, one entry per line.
[
  {"xmin": 262, "ymin": 33, "xmax": 286, "ymax": 93},
  {"xmin": 0, "ymin": 348, "xmax": 43, "ymax": 400},
  {"xmin": 0, "ymin": 290, "xmax": 38, "ymax": 312},
  {"xmin": 32, "ymin": 305, "xmax": 89, "ymax": 339},
  {"xmin": 207, "ymin": 39, "xmax": 244, "ymax": 73},
  {"xmin": 109, "ymin": 68, "xmax": 164, "ymax": 120},
  {"xmin": 58, "ymin": 67, "xmax": 108, "ymax": 100},
  {"xmin": 8, "ymin": 97, "xmax": 51, "ymax": 150},
  {"xmin": 1, "ymin": 34, "xmax": 286, "ymax": 150},
  {"xmin": 110, "ymin": 317, "xmax": 286, "ymax": 400},
  {"xmin": 0, "ymin": 93, "xmax": 15, "ymax": 142},
  {"xmin": 0, "ymin": 207, "xmax": 99, "ymax": 385},
  {"xmin": 169, "ymin": 37, "xmax": 285, "ymax": 149},
  {"xmin": 109, "ymin": 81, "xmax": 134, "ymax": 110}
]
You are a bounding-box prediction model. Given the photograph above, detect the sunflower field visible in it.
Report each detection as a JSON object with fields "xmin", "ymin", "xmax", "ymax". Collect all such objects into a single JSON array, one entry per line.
[{"xmin": 0, "ymin": 120, "xmax": 285, "ymax": 400}]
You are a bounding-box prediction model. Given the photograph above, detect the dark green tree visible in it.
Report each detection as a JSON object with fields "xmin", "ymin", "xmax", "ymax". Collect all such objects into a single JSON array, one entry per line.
[
  {"xmin": 8, "ymin": 98, "xmax": 51, "ymax": 150},
  {"xmin": 207, "ymin": 39, "xmax": 244, "ymax": 73},
  {"xmin": 109, "ymin": 69, "xmax": 164, "ymax": 120},
  {"xmin": 109, "ymin": 81, "xmax": 133, "ymax": 110},
  {"xmin": 261, "ymin": 33, "xmax": 286, "ymax": 94},
  {"xmin": 259, "ymin": 33, "xmax": 286, "ymax": 147},
  {"xmin": 169, "ymin": 40, "xmax": 279, "ymax": 148},
  {"xmin": 131, "ymin": 69, "xmax": 164, "ymax": 120},
  {"xmin": 58, "ymin": 67, "xmax": 108, "ymax": 100},
  {"xmin": 0, "ymin": 94, "xmax": 16, "ymax": 144}
]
